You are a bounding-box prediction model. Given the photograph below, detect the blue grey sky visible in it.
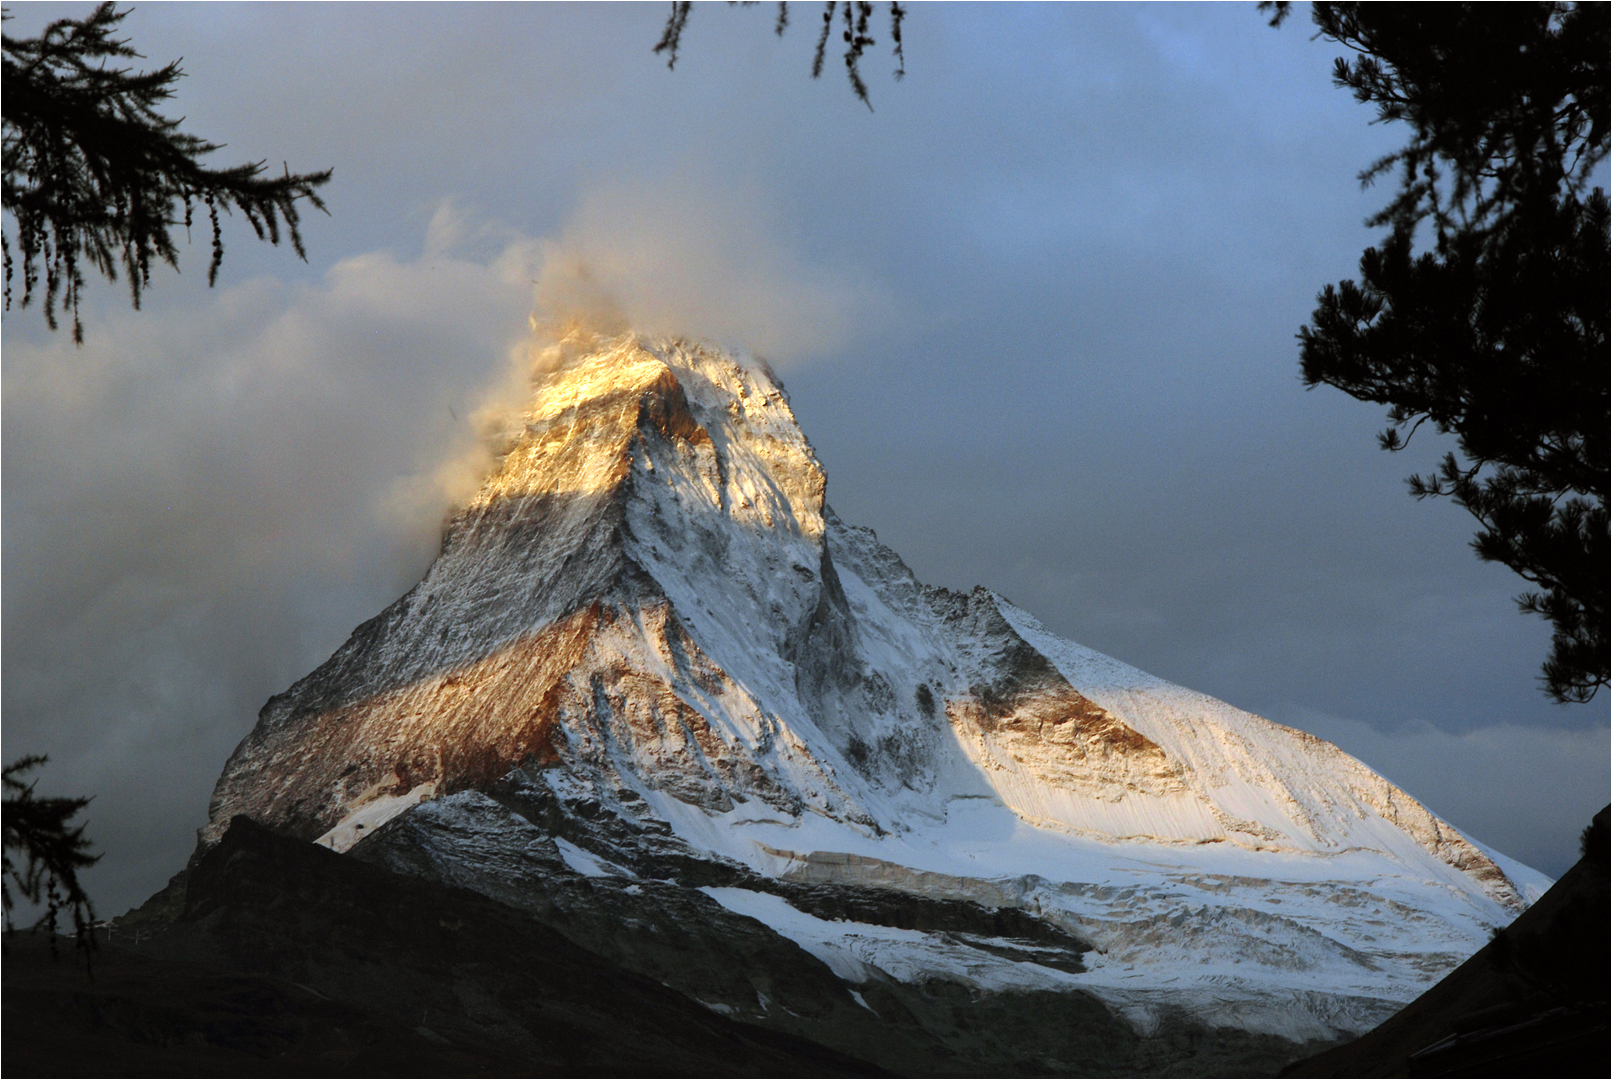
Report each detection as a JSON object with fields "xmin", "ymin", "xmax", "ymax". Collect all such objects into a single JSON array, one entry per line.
[{"xmin": 4, "ymin": 2, "xmax": 1606, "ymax": 916}]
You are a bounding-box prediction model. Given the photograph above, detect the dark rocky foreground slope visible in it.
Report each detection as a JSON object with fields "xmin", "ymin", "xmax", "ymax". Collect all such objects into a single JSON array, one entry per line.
[
  {"xmin": 4, "ymin": 818, "xmax": 872, "ymax": 1078},
  {"xmin": 6, "ymin": 818, "xmax": 1330, "ymax": 1077},
  {"xmin": 1282, "ymin": 806, "xmax": 1610, "ymax": 1079}
]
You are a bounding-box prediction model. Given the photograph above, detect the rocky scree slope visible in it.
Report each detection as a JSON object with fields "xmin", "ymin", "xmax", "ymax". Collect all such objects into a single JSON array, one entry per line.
[{"xmin": 197, "ymin": 334, "xmax": 1548, "ymax": 1071}]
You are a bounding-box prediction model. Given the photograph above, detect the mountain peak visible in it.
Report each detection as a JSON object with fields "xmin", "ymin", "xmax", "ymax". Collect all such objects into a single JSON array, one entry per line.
[{"xmin": 204, "ymin": 334, "xmax": 1542, "ymax": 1050}]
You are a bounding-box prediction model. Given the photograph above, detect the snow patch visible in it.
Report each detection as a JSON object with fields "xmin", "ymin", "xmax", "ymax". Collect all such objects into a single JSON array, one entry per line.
[
  {"xmin": 701, "ymin": 886, "xmax": 1086, "ymax": 992},
  {"xmin": 315, "ymin": 781, "xmax": 438, "ymax": 853},
  {"xmin": 555, "ymin": 837, "xmax": 636, "ymax": 878}
]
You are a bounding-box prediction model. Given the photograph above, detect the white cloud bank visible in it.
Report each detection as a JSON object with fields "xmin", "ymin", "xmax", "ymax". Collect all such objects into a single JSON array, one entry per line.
[{"xmin": 528, "ymin": 170, "xmax": 874, "ymax": 363}]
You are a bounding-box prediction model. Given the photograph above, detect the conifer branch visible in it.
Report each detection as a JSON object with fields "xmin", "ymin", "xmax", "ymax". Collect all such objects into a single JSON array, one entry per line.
[
  {"xmin": 3, "ymin": 756, "xmax": 99, "ymax": 961},
  {"xmin": 1, "ymin": 2, "xmax": 332, "ymax": 343}
]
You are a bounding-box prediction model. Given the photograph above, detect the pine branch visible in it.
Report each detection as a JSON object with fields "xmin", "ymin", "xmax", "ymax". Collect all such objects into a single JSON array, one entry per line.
[
  {"xmin": 1287, "ymin": 4, "xmax": 1609, "ymax": 702},
  {"xmin": 3, "ymin": 756, "xmax": 100, "ymax": 961},
  {"xmin": 653, "ymin": 1, "xmax": 693, "ymax": 69},
  {"xmin": 2, "ymin": 2, "xmax": 332, "ymax": 342}
]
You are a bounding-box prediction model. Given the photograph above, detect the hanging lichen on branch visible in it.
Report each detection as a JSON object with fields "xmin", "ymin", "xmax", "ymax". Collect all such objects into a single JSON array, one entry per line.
[{"xmin": 654, "ymin": 1, "xmax": 906, "ymax": 110}]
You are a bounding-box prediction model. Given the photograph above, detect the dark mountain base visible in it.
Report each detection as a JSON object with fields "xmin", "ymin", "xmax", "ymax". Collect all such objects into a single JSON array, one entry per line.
[
  {"xmin": 5, "ymin": 818, "xmax": 875, "ymax": 1079},
  {"xmin": 4, "ymin": 935, "xmax": 539, "ymax": 1078},
  {"xmin": 7, "ymin": 817, "xmax": 1335, "ymax": 1077}
]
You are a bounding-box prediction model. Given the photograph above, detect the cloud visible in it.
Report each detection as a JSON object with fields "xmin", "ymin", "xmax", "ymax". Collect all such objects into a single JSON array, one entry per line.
[
  {"xmin": 1288, "ymin": 709, "xmax": 1609, "ymax": 877},
  {"xmin": 3, "ymin": 205, "xmax": 539, "ymax": 913},
  {"xmin": 2, "ymin": 190, "xmax": 872, "ymax": 915},
  {"xmin": 528, "ymin": 167, "xmax": 878, "ymax": 364}
]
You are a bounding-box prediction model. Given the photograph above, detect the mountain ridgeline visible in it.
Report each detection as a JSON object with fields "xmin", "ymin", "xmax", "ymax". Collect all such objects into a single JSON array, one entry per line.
[{"xmin": 178, "ymin": 334, "xmax": 1545, "ymax": 1074}]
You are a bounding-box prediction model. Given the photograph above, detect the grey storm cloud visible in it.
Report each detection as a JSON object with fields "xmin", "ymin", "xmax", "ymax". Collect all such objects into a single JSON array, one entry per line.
[{"xmin": 3, "ymin": 3, "xmax": 1604, "ymax": 915}]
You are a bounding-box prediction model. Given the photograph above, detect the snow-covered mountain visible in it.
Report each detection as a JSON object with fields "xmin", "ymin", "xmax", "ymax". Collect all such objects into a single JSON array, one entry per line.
[{"xmin": 205, "ymin": 332, "xmax": 1548, "ymax": 1065}]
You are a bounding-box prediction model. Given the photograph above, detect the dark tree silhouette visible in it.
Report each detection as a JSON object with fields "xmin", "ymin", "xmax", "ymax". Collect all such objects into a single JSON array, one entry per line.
[
  {"xmin": 654, "ymin": 1, "xmax": 906, "ymax": 110},
  {"xmin": 3, "ymin": 756, "xmax": 99, "ymax": 957},
  {"xmin": 1271, "ymin": 2, "xmax": 1609, "ymax": 703},
  {"xmin": 2, "ymin": 2, "xmax": 333, "ymax": 342}
]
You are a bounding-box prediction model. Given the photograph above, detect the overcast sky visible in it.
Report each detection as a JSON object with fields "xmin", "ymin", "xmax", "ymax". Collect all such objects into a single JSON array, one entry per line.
[{"xmin": 4, "ymin": 2, "xmax": 1606, "ymax": 916}]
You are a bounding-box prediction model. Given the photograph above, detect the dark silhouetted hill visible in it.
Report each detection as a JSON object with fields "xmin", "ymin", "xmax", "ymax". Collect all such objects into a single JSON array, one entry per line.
[
  {"xmin": 1283, "ymin": 805, "xmax": 1609, "ymax": 1078},
  {"xmin": 3, "ymin": 816, "xmax": 877, "ymax": 1077}
]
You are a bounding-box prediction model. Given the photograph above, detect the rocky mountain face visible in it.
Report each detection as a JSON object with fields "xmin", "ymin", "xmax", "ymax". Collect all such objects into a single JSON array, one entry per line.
[{"xmin": 194, "ymin": 333, "xmax": 1548, "ymax": 1074}]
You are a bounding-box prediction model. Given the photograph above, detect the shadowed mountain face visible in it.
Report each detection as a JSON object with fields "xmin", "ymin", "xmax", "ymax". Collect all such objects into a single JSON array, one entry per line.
[{"xmin": 185, "ymin": 334, "xmax": 1548, "ymax": 1069}]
